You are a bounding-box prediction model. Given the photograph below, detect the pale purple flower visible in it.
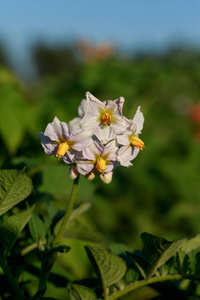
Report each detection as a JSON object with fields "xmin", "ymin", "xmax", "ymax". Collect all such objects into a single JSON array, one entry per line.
[
  {"xmin": 38, "ymin": 92, "xmax": 145, "ymax": 184},
  {"xmin": 38, "ymin": 116, "xmax": 91, "ymax": 164},
  {"xmin": 117, "ymin": 106, "xmax": 145, "ymax": 167},
  {"xmin": 80, "ymin": 92, "xmax": 131, "ymax": 144},
  {"xmin": 75, "ymin": 140, "xmax": 118, "ymax": 183}
]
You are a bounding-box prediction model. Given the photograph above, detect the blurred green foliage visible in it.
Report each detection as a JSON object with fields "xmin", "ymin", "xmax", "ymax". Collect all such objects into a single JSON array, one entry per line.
[{"xmin": 0, "ymin": 42, "xmax": 200, "ymax": 298}]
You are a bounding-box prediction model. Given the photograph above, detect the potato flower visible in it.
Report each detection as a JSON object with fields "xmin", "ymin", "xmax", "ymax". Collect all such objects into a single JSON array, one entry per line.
[
  {"xmin": 117, "ymin": 107, "xmax": 145, "ymax": 167},
  {"xmin": 38, "ymin": 116, "xmax": 91, "ymax": 164},
  {"xmin": 80, "ymin": 92, "xmax": 131, "ymax": 144},
  {"xmin": 75, "ymin": 140, "xmax": 118, "ymax": 184},
  {"xmin": 38, "ymin": 92, "xmax": 145, "ymax": 184}
]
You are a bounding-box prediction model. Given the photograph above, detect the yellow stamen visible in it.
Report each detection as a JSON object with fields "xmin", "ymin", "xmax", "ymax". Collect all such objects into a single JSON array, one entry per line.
[
  {"xmin": 56, "ymin": 142, "xmax": 69, "ymax": 158},
  {"xmin": 101, "ymin": 112, "xmax": 112, "ymax": 125},
  {"xmin": 129, "ymin": 135, "xmax": 145, "ymax": 151},
  {"xmin": 95, "ymin": 157, "xmax": 106, "ymax": 173}
]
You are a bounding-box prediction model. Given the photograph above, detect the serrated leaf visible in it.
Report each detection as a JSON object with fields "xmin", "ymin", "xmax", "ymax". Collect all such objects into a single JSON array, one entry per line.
[
  {"xmin": 141, "ymin": 232, "xmax": 187, "ymax": 279},
  {"xmin": 85, "ymin": 245, "xmax": 127, "ymax": 288},
  {"xmin": 68, "ymin": 283, "xmax": 97, "ymax": 300},
  {"xmin": 0, "ymin": 205, "xmax": 35, "ymax": 252},
  {"xmin": 181, "ymin": 234, "xmax": 200, "ymax": 254},
  {"xmin": 0, "ymin": 169, "xmax": 33, "ymax": 216},
  {"xmin": 28, "ymin": 214, "xmax": 46, "ymax": 242}
]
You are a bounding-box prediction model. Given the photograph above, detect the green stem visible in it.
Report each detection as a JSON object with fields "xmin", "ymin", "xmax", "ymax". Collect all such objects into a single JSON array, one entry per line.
[
  {"xmin": 54, "ymin": 176, "xmax": 80, "ymax": 245},
  {"xmin": 21, "ymin": 239, "xmax": 47, "ymax": 256},
  {"xmin": 21, "ymin": 242, "xmax": 38, "ymax": 256},
  {"xmin": 109, "ymin": 274, "xmax": 182, "ymax": 300},
  {"xmin": 0, "ymin": 253, "xmax": 24, "ymax": 300}
]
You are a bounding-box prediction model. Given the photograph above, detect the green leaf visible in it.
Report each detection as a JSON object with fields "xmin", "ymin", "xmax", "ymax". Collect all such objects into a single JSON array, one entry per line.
[
  {"xmin": 68, "ymin": 283, "xmax": 97, "ymax": 300},
  {"xmin": 28, "ymin": 214, "xmax": 46, "ymax": 242},
  {"xmin": 186, "ymin": 251, "xmax": 197, "ymax": 274},
  {"xmin": 85, "ymin": 245, "xmax": 127, "ymax": 287},
  {"xmin": 0, "ymin": 169, "xmax": 33, "ymax": 216},
  {"xmin": 141, "ymin": 232, "xmax": 187, "ymax": 279},
  {"xmin": 69, "ymin": 202, "xmax": 92, "ymax": 222},
  {"xmin": 65, "ymin": 219, "xmax": 103, "ymax": 242},
  {"xmin": 181, "ymin": 234, "xmax": 200, "ymax": 254},
  {"xmin": 126, "ymin": 252, "xmax": 147, "ymax": 279},
  {"xmin": 0, "ymin": 205, "xmax": 35, "ymax": 252},
  {"xmin": 125, "ymin": 268, "xmax": 139, "ymax": 283},
  {"xmin": 0, "ymin": 73, "xmax": 32, "ymax": 155},
  {"xmin": 176, "ymin": 249, "xmax": 186, "ymax": 274}
]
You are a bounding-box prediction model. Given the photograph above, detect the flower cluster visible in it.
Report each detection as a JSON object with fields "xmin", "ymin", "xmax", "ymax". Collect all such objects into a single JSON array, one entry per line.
[{"xmin": 38, "ymin": 92, "xmax": 145, "ymax": 184}]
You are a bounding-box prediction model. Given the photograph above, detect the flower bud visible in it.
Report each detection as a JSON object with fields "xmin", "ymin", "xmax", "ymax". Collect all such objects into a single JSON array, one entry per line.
[
  {"xmin": 100, "ymin": 172, "xmax": 113, "ymax": 184},
  {"xmin": 69, "ymin": 165, "xmax": 79, "ymax": 179},
  {"xmin": 85, "ymin": 171, "xmax": 96, "ymax": 181}
]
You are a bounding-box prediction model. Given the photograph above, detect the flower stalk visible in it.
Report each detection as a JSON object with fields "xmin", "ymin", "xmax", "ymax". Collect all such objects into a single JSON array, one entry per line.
[{"xmin": 53, "ymin": 175, "xmax": 80, "ymax": 245}]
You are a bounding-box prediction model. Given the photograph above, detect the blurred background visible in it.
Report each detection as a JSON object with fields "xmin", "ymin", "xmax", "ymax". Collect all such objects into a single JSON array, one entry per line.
[{"xmin": 0, "ymin": 1, "xmax": 200, "ymax": 297}]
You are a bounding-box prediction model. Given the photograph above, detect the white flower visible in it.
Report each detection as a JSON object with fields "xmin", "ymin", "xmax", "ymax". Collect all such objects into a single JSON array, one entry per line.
[
  {"xmin": 38, "ymin": 93, "xmax": 145, "ymax": 184},
  {"xmin": 80, "ymin": 92, "xmax": 131, "ymax": 144},
  {"xmin": 117, "ymin": 107, "xmax": 145, "ymax": 167},
  {"xmin": 38, "ymin": 116, "xmax": 91, "ymax": 164},
  {"xmin": 75, "ymin": 140, "xmax": 118, "ymax": 183}
]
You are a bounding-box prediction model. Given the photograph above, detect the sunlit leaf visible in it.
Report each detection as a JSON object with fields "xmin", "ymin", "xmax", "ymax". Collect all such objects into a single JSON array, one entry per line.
[
  {"xmin": 0, "ymin": 169, "xmax": 33, "ymax": 216},
  {"xmin": 68, "ymin": 283, "xmax": 97, "ymax": 300},
  {"xmin": 0, "ymin": 205, "xmax": 35, "ymax": 252},
  {"xmin": 85, "ymin": 245, "xmax": 127, "ymax": 287},
  {"xmin": 181, "ymin": 235, "xmax": 200, "ymax": 254},
  {"xmin": 141, "ymin": 232, "xmax": 187, "ymax": 279}
]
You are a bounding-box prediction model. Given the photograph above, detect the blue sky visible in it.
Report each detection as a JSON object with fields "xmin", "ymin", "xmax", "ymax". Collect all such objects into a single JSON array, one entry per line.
[{"xmin": 0, "ymin": 1, "xmax": 200, "ymax": 75}]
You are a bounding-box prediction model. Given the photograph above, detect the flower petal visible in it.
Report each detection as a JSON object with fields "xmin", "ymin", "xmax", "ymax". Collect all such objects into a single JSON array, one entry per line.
[
  {"xmin": 132, "ymin": 106, "xmax": 144, "ymax": 134},
  {"xmin": 78, "ymin": 98, "xmax": 87, "ymax": 117},
  {"xmin": 69, "ymin": 117, "xmax": 81, "ymax": 130},
  {"xmin": 117, "ymin": 145, "xmax": 133, "ymax": 167},
  {"xmin": 76, "ymin": 161, "xmax": 94, "ymax": 175}
]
